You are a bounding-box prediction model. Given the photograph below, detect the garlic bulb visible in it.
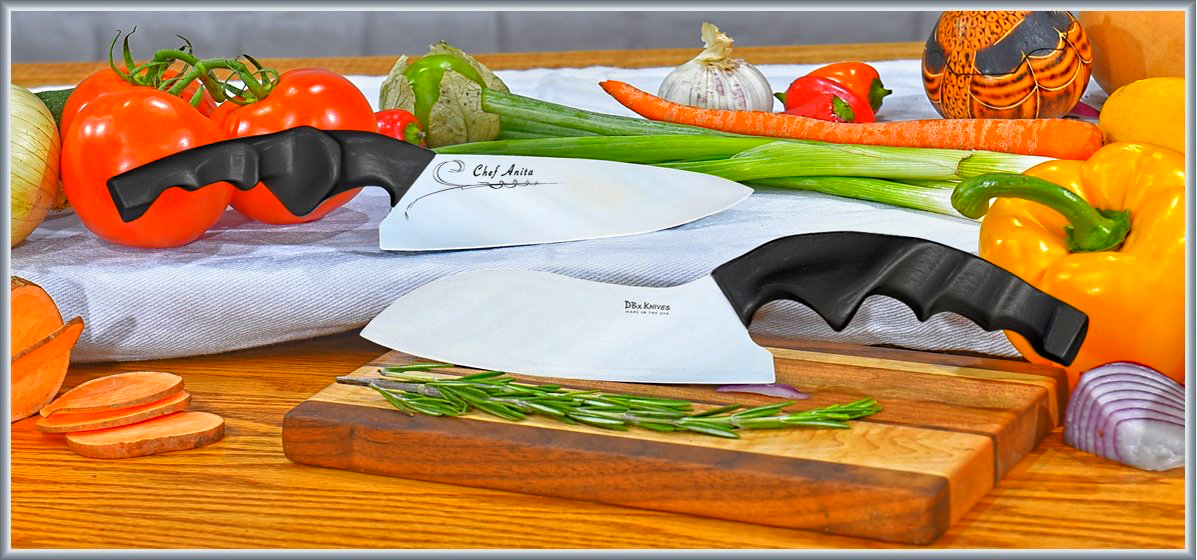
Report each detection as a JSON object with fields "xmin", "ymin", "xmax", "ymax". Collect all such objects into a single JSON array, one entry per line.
[{"xmin": 657, "ymin": 23, "xmax": 774, "ymax": 112}]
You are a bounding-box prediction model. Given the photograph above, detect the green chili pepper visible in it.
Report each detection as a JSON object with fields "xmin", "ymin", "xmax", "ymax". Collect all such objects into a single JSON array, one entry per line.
[{"xmin": 402, "ymin": 54, "xmax": 488, "ymax": 128}]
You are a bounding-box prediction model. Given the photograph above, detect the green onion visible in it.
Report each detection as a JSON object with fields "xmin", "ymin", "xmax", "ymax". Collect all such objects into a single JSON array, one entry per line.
[
  {"xmin": 460, "ymin": 90, "xmax": 1055, "ymax": 216},
  {"xmin": 436, "ymin": 135, "xmax": 777, "ymax": 164},
  {"xmin": 483, "ymin": 89, "xmax": 735, "ymax": 137},
  {"xmin": 500, "ymin": 115, "xmax": 598, "ymax": 137},
  {"xmin": 436, "ymin": 135, "xmax": 1044, "ymax": 183},
  {"xmin": 749, "ymin": 177, "xmax": 963, "ymax": 217},
  {"xmin": 496, "ymin": 130, "xmax": 555, "ymax": 140}
]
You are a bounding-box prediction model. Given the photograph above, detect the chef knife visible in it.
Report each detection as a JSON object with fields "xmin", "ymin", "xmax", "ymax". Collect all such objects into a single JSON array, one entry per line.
[
  {"xmin": 360, "ymin": 232, "xmax": 1089, "ymax": 384},
  {"xmin": 105, "ymin": 126, "xmax": 751, "ymax": 251}
]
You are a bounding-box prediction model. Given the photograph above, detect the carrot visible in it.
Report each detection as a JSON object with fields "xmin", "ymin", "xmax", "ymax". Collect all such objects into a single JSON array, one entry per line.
[
  {"xmin": 36, "ymin": 391, "xmax": 192, "ymax": 433},
  {"xmin": 65, "ymin": 410, "xmax": 225, "ymax": 459},
  {"xmin": 11, "ymin": 276, "xmax": 84, "ymax": 422},
  {"xmin": 40, "ymin": 371, "xmax": 184, "ymax": 417},
  {"xmin": 12, "ymin": 317, "xmax": 84, "ymax": 422},
  {"xmin": 599, "ymin": 80, "xmax": 1104, "ymax": 160}
]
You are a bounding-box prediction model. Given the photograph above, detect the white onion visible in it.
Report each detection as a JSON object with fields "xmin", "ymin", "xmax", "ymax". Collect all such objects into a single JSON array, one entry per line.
[
  {"xmin": 10, "ymin": 84, "xmax": 62, "ymax": 246},
  {"xmin": 657, "ymin": 22, "xmax": 774, "ymax": 112},
  {"xmin": 1063, "ymin": 362, "xmax": 1186, "ymax": 471}
]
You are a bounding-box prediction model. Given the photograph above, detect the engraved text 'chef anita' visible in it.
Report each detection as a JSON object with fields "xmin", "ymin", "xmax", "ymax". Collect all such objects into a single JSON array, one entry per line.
[
  {"xmin": 403, "ymin": 159, "xmax": 558, "ymax": 219},
  {"xmin": 474, "ymin": 164, "xmax": 536, "ymax": 179}
]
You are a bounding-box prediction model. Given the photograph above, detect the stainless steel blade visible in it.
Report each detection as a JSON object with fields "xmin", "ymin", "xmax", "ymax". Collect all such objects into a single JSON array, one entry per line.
[
  {"xmin": 378, "ymin": 154, "xmax": 751, "ymax": 251},
  {"xmin": 361, "ymin": 270, "xmax": 775, "ymax": 383}
]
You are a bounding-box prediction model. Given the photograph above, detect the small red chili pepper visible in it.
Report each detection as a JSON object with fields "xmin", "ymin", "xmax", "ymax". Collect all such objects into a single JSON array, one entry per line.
[
  {"xmin": 375, "ymin": 109, "xmax": 426, "ymax": 147},
  {"xmin": 781, "ymin": 75, "xmax": 875, "ymax": 123}
]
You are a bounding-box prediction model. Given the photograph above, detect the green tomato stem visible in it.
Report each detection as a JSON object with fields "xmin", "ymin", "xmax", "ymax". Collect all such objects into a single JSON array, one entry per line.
[{"xmin": 951, "ymin": 173, "xmax": 1130, "ymax": 252}]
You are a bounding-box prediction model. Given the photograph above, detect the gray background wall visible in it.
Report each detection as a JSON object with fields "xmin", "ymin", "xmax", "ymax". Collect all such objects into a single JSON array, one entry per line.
[{"xmin": 12, "ymin": 11, "xmax": 943, "ymax": 62}]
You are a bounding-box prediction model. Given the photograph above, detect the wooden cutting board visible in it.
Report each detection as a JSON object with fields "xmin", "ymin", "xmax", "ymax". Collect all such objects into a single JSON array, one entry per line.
[{"xmin": 281, "ymin": 336, "xmax": 1066, "ymax": 545}]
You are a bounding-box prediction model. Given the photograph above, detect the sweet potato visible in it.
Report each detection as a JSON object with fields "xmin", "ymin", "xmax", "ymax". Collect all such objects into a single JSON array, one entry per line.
[
  {"xmin": 10, "ymin": 277, "xmax": 83, "ymax": 422},
  {"xmin": 41, "ymin": 371, "xmax": 184, "ymax": 417},
  {"xmin": 11, "ymin": 276, "xmax": 63, "ymax": 350},
  {"xmin": 12, "ymin": 318, "xmax": 84, "ymax": 422},
  {"xmin": 65, "ymin": 411, "xmax": 225, "ymax": 459},
  {"xmin": 36, "ymin": 391, "xmax": 192, "ymax": 433}
]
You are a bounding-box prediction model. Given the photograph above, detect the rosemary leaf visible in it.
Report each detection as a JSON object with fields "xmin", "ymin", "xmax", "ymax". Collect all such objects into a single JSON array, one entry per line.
[
  {"xmin": 457, "ymin": 371, "xmax": 507, "ymax": 381},
  {"xmin": 384, "ymin": 363, "xmax": 456, "ymax": 373},
  {"xmin": 690, "ymin": 403, "xmax": 743, "ymax": 417}
]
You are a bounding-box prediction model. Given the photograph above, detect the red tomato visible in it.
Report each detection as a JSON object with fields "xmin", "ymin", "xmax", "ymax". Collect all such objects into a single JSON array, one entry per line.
[
  {"xmin": 61, "ymin": 68, "xmax": 216, "ymax": 136},
  {"xmin": 61, "ymin": 90, "xmax": 234, "ymax": 248},
  {"xmin": 212, "ymin": 68, "xmax": 378, "ymax": 224}
]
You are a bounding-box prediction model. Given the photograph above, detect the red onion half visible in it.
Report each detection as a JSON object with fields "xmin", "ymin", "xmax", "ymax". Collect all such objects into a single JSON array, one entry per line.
[
  {"xmin": 716, "ymin": 383, "xmax": 810, "ymax": 400},
  {"xmin": 1064, "ymin": 362, "xmax": 1186, "ymax": 471}
]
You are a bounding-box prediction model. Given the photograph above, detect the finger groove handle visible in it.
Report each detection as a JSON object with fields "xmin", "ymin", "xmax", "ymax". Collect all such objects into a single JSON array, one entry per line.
[
  {"xmin": 710, "ymin": 232, "xmax": 1088, "ymax": 365},
  {"xmin": 107, "ymin": 126, "xmax": 436, "ymax": 222}
]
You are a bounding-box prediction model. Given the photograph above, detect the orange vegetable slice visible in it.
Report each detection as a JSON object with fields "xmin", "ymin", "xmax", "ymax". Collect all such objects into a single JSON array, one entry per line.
[
  {"xmin": 11, "ymin": 276, "xmax": 64, "ymax": 352},
  {"xmin": 65, "ymin": 411, "xmax": 225, "ymax": 459},
  {"xmin": 36, "ymin": 391, "xmax": 192, "ymax": 433},
  {"xmin": 41, "ymin": 371, "xmax": 184, "ymax": 417},
  {"xmin": 11, "ymin": 317, "xmax": 84, "ymax": 422}
]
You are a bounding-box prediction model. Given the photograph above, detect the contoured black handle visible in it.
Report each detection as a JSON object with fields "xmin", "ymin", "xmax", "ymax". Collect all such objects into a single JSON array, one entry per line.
[
  {"xmin": 710, "ymin": 231, "xmax": 1088, "ymax": 365},
  {"xmin": 106, "ymin": 126, "xmax": 436, "ymax": 222}
]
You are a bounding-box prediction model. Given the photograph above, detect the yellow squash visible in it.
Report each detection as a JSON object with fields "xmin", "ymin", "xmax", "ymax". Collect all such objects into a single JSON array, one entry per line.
[{"xmin": 953, "ymin": 143, "xmax": 1186, "ymax": 388}]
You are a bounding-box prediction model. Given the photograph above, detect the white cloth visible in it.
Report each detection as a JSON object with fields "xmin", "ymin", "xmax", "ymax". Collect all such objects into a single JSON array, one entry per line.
[{"xmin": 14, "ymin": 59, "xmax": 1108, "ymax": 362}]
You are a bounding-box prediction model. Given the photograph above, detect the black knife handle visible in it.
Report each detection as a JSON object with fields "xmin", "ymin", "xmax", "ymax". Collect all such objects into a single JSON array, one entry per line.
[
  {"xmin": 106, "ymin": 126, "xmax": 437, "ymax": 222},
  {"xmin": 709, "ymin": 232, "xmax": 1088, "ymax": 365}
]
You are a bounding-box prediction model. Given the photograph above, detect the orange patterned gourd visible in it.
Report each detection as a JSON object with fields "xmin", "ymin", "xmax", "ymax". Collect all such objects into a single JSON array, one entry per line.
[{"xmin": 922, "ymin": 11, "xmax": 1092, "ymax": 119}]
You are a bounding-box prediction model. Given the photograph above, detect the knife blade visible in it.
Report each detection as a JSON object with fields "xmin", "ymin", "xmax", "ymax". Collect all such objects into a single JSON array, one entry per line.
[
  {"xmin": 105, "ymin": 126, "xmax": 751, "ymax": 251},
  {"xmin": 361, "ymin": 232, "xmax": 1090, "ymax": 384}
]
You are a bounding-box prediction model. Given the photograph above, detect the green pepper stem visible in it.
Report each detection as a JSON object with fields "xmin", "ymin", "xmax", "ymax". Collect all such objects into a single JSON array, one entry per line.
[{"xmin": 951, "ymin": 173, "xmax": 1130, "ymax": 252}]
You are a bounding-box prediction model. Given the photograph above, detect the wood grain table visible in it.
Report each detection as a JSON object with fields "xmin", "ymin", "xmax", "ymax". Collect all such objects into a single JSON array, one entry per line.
[{"xmin": 9, "ymin": 43, "xmax": 1188, "ymax": 550}]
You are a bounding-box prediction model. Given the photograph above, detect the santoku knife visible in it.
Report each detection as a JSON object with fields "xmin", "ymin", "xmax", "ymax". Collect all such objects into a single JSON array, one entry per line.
[
  {"xmin": 105, "ymin": 126, "xmax": 751, "ymax": 251},
  {"xmin": 361, "ymin": 232, "xmax": 1089, "ymax": 384}
]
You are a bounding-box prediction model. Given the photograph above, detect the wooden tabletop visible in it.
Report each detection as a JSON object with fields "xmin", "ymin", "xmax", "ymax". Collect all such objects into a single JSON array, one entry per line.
[
  {"xmin": 9, "ymin": 43, "xmax": 1187, "ymax": 550},
  {"xmin": 10, "ymin": 332, "xmax": 1186, "ymax": 549},
  {"xmin": 10, "ymin": 41, "xmax": 924, "ymax": 87}
]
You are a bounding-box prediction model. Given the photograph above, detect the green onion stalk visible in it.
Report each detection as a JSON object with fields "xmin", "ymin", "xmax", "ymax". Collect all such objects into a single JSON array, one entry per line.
[{"xmin": 435, "ymin": 89, "xmax": 1059, "ymax": 218}]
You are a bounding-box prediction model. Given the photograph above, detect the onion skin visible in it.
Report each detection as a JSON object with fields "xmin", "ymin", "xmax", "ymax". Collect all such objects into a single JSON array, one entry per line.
[
  {"xmin": 1064, "ymin": 362, "xmax": 1185, "ymax": 471},
  {"xmin": 10, "ymin": 84, "xmax": 62, "ymax": 246},
  {"xmin": 716, "ymin": 383, "xmax": 810, "ymax": 400}
]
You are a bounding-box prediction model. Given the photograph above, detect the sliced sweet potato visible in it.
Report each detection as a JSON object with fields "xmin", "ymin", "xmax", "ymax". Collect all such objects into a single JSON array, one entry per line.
[
  {"xmin": 65, "ymin": 411, "xmax": 225, "ymax": 459},
  {"xmin": 11, "ymin": 317, "xmax": 84, "ymax": 422},
  {"xmin": 41, "ymin": 371, "xmax": 184, "ymax": 417},
  {"xmin": 36, "ymin": 391, "xmax": 192, "ymax": 433},
  {"xmin": 11, "ymin": 276, "xmax": 64, "ymax": 351}
]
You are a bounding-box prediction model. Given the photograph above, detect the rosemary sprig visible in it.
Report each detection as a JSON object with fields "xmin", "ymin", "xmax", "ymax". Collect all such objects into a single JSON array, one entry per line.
[{"xmin": 337, "ymin": 368, "xmax": 880, "ymax": 439}]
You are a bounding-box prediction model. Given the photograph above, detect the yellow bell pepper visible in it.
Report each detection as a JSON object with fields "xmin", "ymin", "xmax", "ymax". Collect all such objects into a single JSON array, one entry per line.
[{"xmin": 952, "ymin": 143, "xmax": 1186, "ymax": 389}]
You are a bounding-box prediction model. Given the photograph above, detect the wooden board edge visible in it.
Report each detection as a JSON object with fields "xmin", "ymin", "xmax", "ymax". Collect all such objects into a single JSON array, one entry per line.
[{"xmin": 282, "ymin": 399, "xmax": 953, "ymax": 545}]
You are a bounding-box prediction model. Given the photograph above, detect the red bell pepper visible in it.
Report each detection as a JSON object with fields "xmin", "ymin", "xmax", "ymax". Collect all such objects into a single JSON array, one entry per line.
[
  {"xmin": 375, "ymin": 109, "xmax": 426, "ymax": 146},
  {"xmin": 782, "ymin": 75, "xmax": 875, "ymax": 123}
]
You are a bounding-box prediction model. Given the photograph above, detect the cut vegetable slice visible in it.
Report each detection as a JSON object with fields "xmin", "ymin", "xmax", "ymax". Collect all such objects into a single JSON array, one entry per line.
[
  {"xmin": 11, "ymin": 276, "xmax": 64, "ymax": 352},
  {"xmin": 65, "ymin": 411, "xmax": 225, "ymax": 459},
  {"xmin": 36, "ymin": 391, "xmax": 192, "ymax": 433},
  {"xmin": 11, "ymin": 317, "xmax": 84, "ymax": 422},
  {"xmin": 41, "ymin": 371, "xmax": 184, "ymax": 417}
]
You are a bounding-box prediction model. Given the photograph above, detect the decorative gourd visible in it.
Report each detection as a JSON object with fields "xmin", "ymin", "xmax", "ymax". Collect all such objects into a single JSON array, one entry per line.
[{"xmin": 922, "ymin": 11, "xmax": 1092, "ymax": 119}]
